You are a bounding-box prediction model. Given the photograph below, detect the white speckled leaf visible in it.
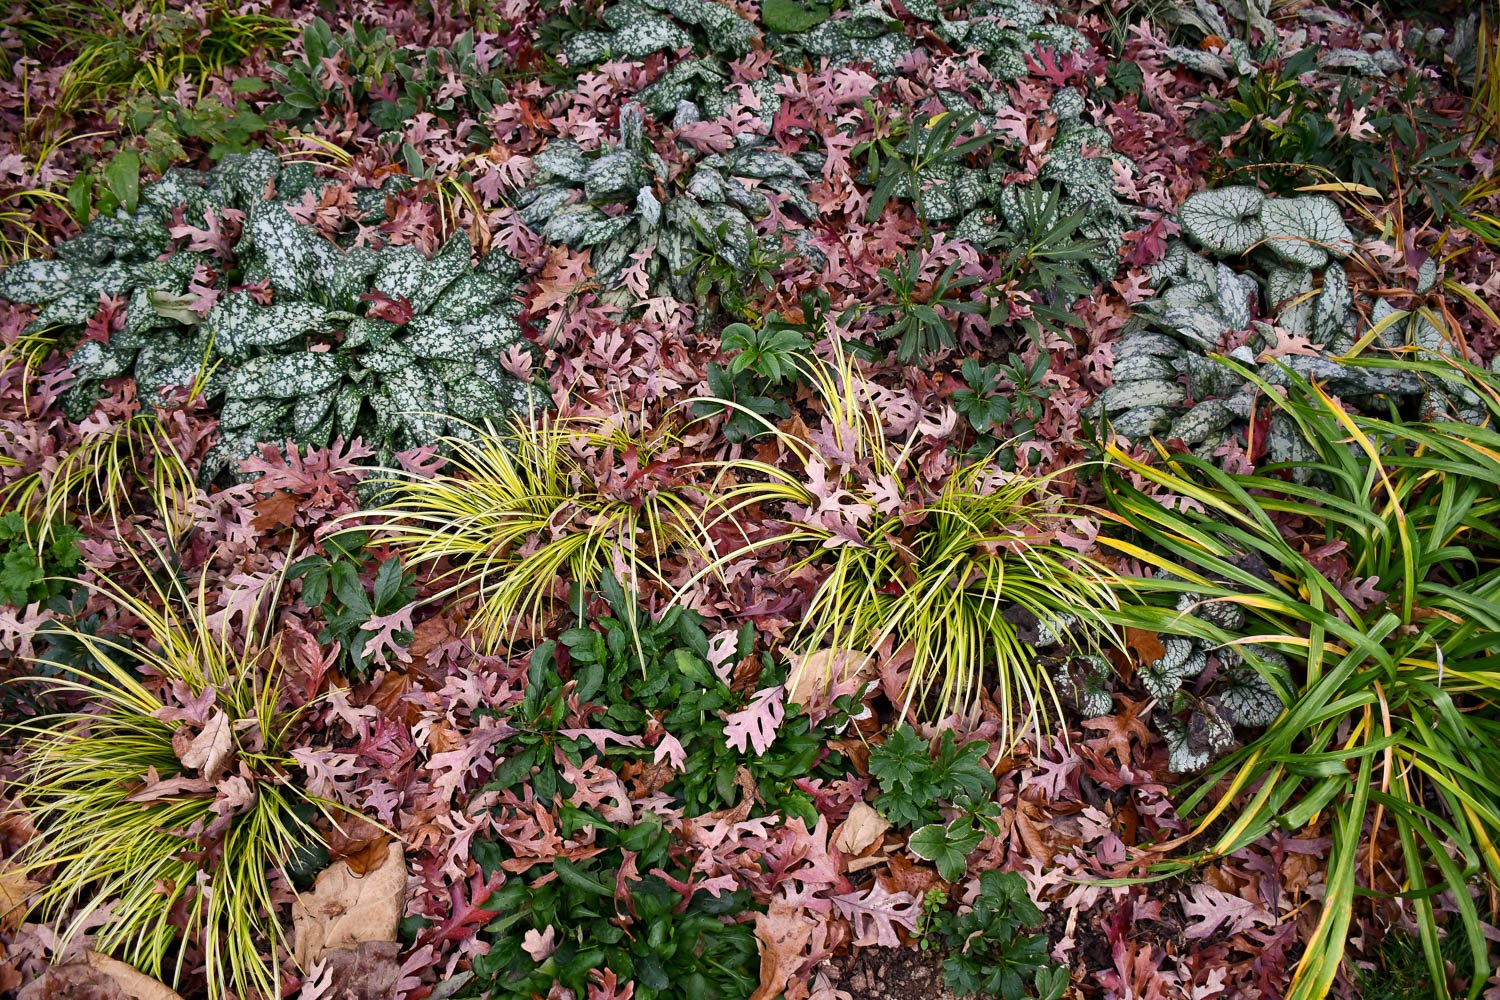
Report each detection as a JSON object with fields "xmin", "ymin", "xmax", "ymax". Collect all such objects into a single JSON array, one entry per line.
[{"xmin": 230, "ymin": 352, "xmax": 343, "ymax": 399}]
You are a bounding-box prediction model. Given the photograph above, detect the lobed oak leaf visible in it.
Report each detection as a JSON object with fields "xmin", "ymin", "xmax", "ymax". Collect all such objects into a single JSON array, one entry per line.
[
  {"xmin": 1179, "ymin": 883, "xmax": 1273, "ymax": 940},
  {"xmin": 831, "ymin": 881, "xmax": 920, "ymax": 947},
  {"xmin": 724, "ymin": 685, "xmax": 787, "ymax": 756}
]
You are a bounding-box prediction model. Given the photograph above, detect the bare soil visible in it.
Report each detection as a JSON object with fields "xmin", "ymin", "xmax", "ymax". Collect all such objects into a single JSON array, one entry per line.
[{"xmin": 821, "ymin": 947, "xmax": 961, "ymax": 999}]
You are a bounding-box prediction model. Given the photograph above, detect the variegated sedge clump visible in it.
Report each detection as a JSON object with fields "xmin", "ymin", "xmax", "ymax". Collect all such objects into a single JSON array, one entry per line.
[
  {"xmin": 517, "ymin": 104, "xmax": 822, "ymax": 304},
  {"xmin": 1099, "ymin": 186, "xmax": 1495, "ymax": 461},
  {"xmin": 0, "ymin": 149, "xmax": 538, "ymax": 481},
  {"xmin": 11, "ymin": 565, "xmax": 337, "ymax": 1000}
]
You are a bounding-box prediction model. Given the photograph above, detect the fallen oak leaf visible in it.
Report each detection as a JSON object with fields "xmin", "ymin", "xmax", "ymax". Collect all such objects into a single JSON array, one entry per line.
[
  {"xmin": 832, "ymin": 881, "xmax": 920, "ymax": 947},
  {"xmin": 173, "ymin": 708, "xmax": 232, "ymax": 781},
  {"xmin": 1179, "ymin": 883, "xmax": 1274, "ymax": 940},
  {"xmin": 749, "ymin": 900, "xmax": 815, "ymax": 1000}
]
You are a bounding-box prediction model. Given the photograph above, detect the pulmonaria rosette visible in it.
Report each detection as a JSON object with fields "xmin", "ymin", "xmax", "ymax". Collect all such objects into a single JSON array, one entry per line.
[
  {"xmin": 1156, "ymin": 0, "xmax": 1409, "ymax": 82},
  {"xmin": 934, "ymin": 88, "xmax": 1137, "ymax": 280},
  {"xmin": 0, "ymin": 150, "xmax": 539, "ymax": 481},
  {"xmin": 516, "ymin": 104, "xmax": 821, "ymax": 304},
  {"xmin": 1098, "ymin": 187, "xmax": 1489, "ymax": 462}
]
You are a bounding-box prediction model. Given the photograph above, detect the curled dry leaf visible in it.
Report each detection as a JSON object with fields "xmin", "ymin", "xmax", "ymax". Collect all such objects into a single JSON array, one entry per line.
[
  {"xmin": 85, "ymin": 952, "xmax": 187, "ymax": 1000},
  {"xmin": 325, "ymin": 812, "xmax": 392, "ymax": 876},
  {"xmin": 293, "ymin": 840, "xmax": 408, "ymax": 966},
  {"xmin": 0, "ymin": 859, "xmax": 39, "ymax": 934},
  {"xmin": 18, "ymin": 962, "xmax": 131, "ymax": 1000},
  {"xmin": 832, "ymin": 801, "xmax": 891, "ymax": 858},
  {"xmin": 173, "ymin": 708, "xmax": 232, "ymax": 780}
]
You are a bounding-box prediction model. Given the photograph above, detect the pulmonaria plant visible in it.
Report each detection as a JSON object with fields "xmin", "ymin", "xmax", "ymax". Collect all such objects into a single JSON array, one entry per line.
[
  {"xmin": 1136, "ymin": 588, "xmax": 1283, "ymax": 773},
  {"xmin": 871, "ymin": 88, "xmax": 1133, "ymax": 288},
  {"xmin": 516, "ymin": 104, "xmax": 819, "ymax": 304},
  {"xmin": 563, "ymin": 0, "xmax": 757, "ymax": 67},
  {"xmin": 1100, "ymin": 186, "xmax": 1486, "ymax": 461},
  {"xmin": 1156, "ymin": 0, "xmax": 1408, "ymax": 81},
  {"xmin": 788, "ymin": 0, "xmax": 1084, "ymax": 79},
  {"xmin": 0, "ymin": 150, "xmax": 538, "ymax": 480}
]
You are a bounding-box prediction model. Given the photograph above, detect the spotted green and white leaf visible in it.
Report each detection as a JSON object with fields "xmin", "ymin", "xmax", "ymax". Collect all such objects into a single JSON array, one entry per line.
[
  {"xmin": 230, "ymin": 353, "xmax": 344, "ymax": 399},
  {"xmin": 210, "ymin": 294, "xmax": 351, "ymax": 358}
]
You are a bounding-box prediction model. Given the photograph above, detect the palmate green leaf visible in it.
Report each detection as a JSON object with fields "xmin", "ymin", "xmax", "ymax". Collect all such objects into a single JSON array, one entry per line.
[{"xmin": 909, "ymin": 819, "xmax": 982, "ymax": 882}]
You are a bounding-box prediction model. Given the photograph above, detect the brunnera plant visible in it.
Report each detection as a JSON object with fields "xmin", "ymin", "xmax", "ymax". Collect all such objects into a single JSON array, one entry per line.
[{"xmin": 10, "ymin": 560, "xmax": 340, "ymax": 1000}]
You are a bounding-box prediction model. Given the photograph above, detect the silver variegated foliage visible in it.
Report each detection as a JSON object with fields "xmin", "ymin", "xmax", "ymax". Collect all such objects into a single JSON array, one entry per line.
[
  {"xmin": 1100, "ymin": 189, "xmax": 1487, "ymax": 463},
  {"xmin": 518, "ymin": 103, "xmax": 821, "ymax": 303},
  {"xmin": 1156, "ymin": 0, "xmax": 1403, "ymax": 80},
  {"xmin": 0, "ymin": 150, "xmax": 538, "ymax": 481},
  {"xmin": 1150, "ymin": 587, "xmax": 1283, "ymax": 774}
]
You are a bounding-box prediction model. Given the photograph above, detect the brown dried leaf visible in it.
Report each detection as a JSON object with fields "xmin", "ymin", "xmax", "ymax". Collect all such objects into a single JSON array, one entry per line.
[
  {"xmin": 251, "ymin": 490, "xmax": 301, "ymax": 531},
  {"xmin": 749, "ymin": 901, "xmax": 815, "ymax": 1000},
  {"xmin": 832, "ymin": 802, "xmax": 891, "ymax": 857},
  {"xmin": 173, "ymin": 709, "xmax": 232, "ymax": 781},
  {"xmin": 325, "ymin": 813, "xmax": 391, "ymax": 877},
  {"xmin": 88, "ymin": 952, "xmax": 185, "ymax": 1000},
  {"xmin": 293, "ymin": 841, "xmax": 408, "ymax": 965},
  {"xmin": 0, "ymin": 861, "xmax": 38, "ymax": 934}
]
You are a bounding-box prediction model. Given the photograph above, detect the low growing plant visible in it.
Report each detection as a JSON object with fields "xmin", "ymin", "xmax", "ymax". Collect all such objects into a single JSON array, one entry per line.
[
  {"xmin": 0, "ymin": 512, "xmax": 82, "ymax": 609},
  {"xmin": 0, "ymin": 149, "xmax": 537, "ymax": 478},
  {"xmin": 462, "ymin": 583, "xmax": 854, "ymax": 996},
  {"xmin": 930, "ymin": 870, "xmax": 1069, "ymax": 999},
  {"xmin": 693, "ymin": 309, "xmax": 815, "ymax": 441},
  {"xmin": 10, "ymin": 562, "xmax": 335, "ymax": 999},
  {"xmin": 287, "ymin": 531, "xmax": 418, "ymax": 681},
  {"xmin": 356, "ymin": 413, "xmax": 719, "ymax": 654},
  {"xmin": 709, "ymin": 344, "xmax": 1119, "ymax": 737}
]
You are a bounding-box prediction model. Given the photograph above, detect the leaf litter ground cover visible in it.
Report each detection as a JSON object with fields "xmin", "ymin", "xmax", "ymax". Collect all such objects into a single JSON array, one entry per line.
[{"xmin": 0, "ymin": 0, "xmax": 1498, "ymax": 998}]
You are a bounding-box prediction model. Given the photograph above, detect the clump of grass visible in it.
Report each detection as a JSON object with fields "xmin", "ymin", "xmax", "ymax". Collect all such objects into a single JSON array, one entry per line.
[
  {"xmin": 708, "ymin": 342, "xmax": 1119, "ymax": 741},
  {"xmin": 0, "ymin": 412, "xmax": 196, "ymax": 551},
  {"xmin": 1101, "ymin": 356, "xmax": 1500, "ymax": 1000},
  {"xmin": 10, "ymin": 561, "xmax": 331, "ymax": 999},
  {"xmin": 354, "ymin": 412, "xmax": 720, "ymax": 653}
]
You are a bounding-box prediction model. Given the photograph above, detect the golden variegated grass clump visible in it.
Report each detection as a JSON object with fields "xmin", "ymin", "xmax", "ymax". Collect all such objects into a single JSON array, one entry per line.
[
  {"xmin": 0, "ymin": 412, "xmax": 197, "ymax": 550},
  {"xmin": 354, "ymin": 412, "xmax": 719, "ymax": 653},
  {"xmin": 10, "ymin": 563, "xmax": 329, "ymax": 1000},
  {"xmin": 706, "ymin": 342, "xmax": 1120, "ymax": 743}
]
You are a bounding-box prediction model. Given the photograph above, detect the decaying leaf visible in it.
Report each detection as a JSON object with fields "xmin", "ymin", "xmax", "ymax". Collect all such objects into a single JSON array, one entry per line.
[
  {"xmin": 293, "ymin": 840, "xmax": 408, "ymax": 965},
  {"xmin": 832, "ymin": 801, "xmax": 891, "ymax": 857}
]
